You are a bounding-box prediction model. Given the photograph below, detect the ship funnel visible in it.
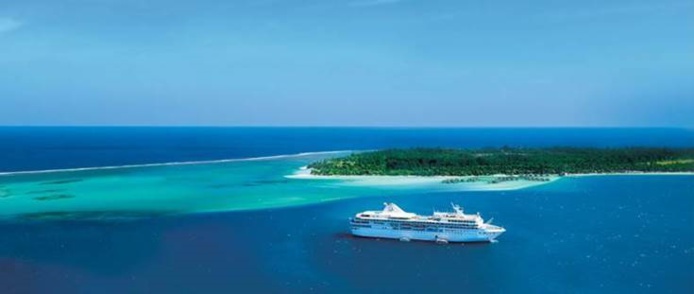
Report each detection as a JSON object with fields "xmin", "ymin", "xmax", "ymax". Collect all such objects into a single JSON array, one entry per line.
[
  {"xmin": 383, "ymin": 203, "xmax": 406, "ymax": 213},
  {"xmin": 451, "ymin": 203, "xmax": 463, "ymax": 214}
]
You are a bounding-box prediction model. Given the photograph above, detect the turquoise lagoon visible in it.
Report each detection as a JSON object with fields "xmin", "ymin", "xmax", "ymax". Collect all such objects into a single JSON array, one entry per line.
[{"xmin": 0, "ymin": 152, "xmax": 355, "ymax": 218}]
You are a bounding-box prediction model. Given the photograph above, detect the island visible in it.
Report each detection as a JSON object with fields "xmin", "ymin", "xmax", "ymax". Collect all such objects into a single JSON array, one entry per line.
[{"xmin": 307, "ymin": 148, "xmax": 694, "ymax": 179}]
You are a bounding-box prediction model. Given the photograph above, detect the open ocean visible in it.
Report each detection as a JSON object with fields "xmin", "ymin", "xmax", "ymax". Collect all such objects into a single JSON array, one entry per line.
[{"xmin": 0, "ymin": 127, "xmax": 692, "ymax": 293}]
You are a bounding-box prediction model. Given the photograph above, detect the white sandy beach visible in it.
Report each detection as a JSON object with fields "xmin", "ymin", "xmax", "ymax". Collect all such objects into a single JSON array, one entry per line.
[{"xmin": 286, "ymin": 166, "xmax": 561, "ymax": 191}]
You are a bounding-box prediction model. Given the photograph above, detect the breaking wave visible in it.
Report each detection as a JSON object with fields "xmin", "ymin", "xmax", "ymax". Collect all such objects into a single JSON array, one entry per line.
[{"xmin": 0, "ymin": 150, "xmax": 352, "ymax": 176}]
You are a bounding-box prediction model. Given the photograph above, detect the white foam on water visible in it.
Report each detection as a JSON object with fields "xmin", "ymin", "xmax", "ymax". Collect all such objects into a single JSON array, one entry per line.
[{"xmin": 0, "ymin": 150, "xmax": 353, "ymax": 176}]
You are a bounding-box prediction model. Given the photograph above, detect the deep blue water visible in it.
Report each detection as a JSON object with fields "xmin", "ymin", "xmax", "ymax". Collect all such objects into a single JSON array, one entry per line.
[
  {"xmin": 0, "ymin": 127, "xmax": 693, "ymax": 293},
  {"xmin": 1, "ymin": 127, "xmax": 692, "ymax": 172}
]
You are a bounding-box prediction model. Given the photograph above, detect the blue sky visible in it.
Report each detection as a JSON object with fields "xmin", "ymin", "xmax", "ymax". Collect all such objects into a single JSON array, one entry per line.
[{"xmin": 0, "ymin": 0, "xmax": 692, "ymax": 126}]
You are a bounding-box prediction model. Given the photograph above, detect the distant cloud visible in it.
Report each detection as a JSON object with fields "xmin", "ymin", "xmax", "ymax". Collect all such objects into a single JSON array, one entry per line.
[
  {"xmin": 350, "ymin": 0, "xmax": 402, "ymax": 7},
  {"xmin": 0, "ymin": 17, "xmax": 23, "ymax": 34}
]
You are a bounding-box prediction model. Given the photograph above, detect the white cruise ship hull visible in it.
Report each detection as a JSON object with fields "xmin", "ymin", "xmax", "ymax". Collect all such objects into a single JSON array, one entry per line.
[
  {"xmin": 351, "ymin": 227, "xmax": 503, "ymax": 243},
  {"xmin": 350, "ymin": 203, "xmax": 505, "ymax": 243}
]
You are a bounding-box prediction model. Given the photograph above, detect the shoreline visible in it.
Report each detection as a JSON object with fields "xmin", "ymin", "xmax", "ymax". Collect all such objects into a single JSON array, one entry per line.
[
  {"xmin": 564, "ymin": 172, "xmax": 694, "ymax": 177},
  {"xmin": 287, "ymin": 167, "xmax": 694, "ymax": 191},
  {"xmin": 286, "ymin": 167, "xmax": 561, "ymax": 191},
  {"xmin": 289, "ymin": 166, "xmax": 694, "ymax": 179}
]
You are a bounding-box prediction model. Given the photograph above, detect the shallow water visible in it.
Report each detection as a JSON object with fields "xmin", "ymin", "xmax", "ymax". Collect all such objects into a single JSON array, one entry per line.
[{"xmin": 0, "ymin": 151, "xmax": 560, "ymax": 220}]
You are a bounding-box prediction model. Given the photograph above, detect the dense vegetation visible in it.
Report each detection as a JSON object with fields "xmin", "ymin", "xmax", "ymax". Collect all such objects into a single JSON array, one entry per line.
[{"xmin": 307, "ymin": 147, "xmax": 694, "ymax": 176}]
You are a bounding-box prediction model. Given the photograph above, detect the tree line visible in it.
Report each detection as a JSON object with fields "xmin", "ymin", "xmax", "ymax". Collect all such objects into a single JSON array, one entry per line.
[{"xmin": 307, "ymin": 147, "xmax": 694, "ymax": 176}]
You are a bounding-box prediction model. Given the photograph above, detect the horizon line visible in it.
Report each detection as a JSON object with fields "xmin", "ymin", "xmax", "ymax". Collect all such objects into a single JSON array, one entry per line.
[{"xmin": 0, "ymin": 125, "xmax": 691, "ymax": 129}]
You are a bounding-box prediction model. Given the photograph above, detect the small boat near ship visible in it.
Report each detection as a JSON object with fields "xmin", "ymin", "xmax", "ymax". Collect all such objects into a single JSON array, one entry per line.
[{"xmin": 350, "ymin": 203, "xmax": 505, "ymax": 243}]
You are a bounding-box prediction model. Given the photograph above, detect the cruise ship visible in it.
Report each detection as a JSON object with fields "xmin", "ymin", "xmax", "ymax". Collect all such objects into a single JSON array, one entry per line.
[{"xmin": 350, "ymin": 203, "xmax": 505, "ymax": 243}]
